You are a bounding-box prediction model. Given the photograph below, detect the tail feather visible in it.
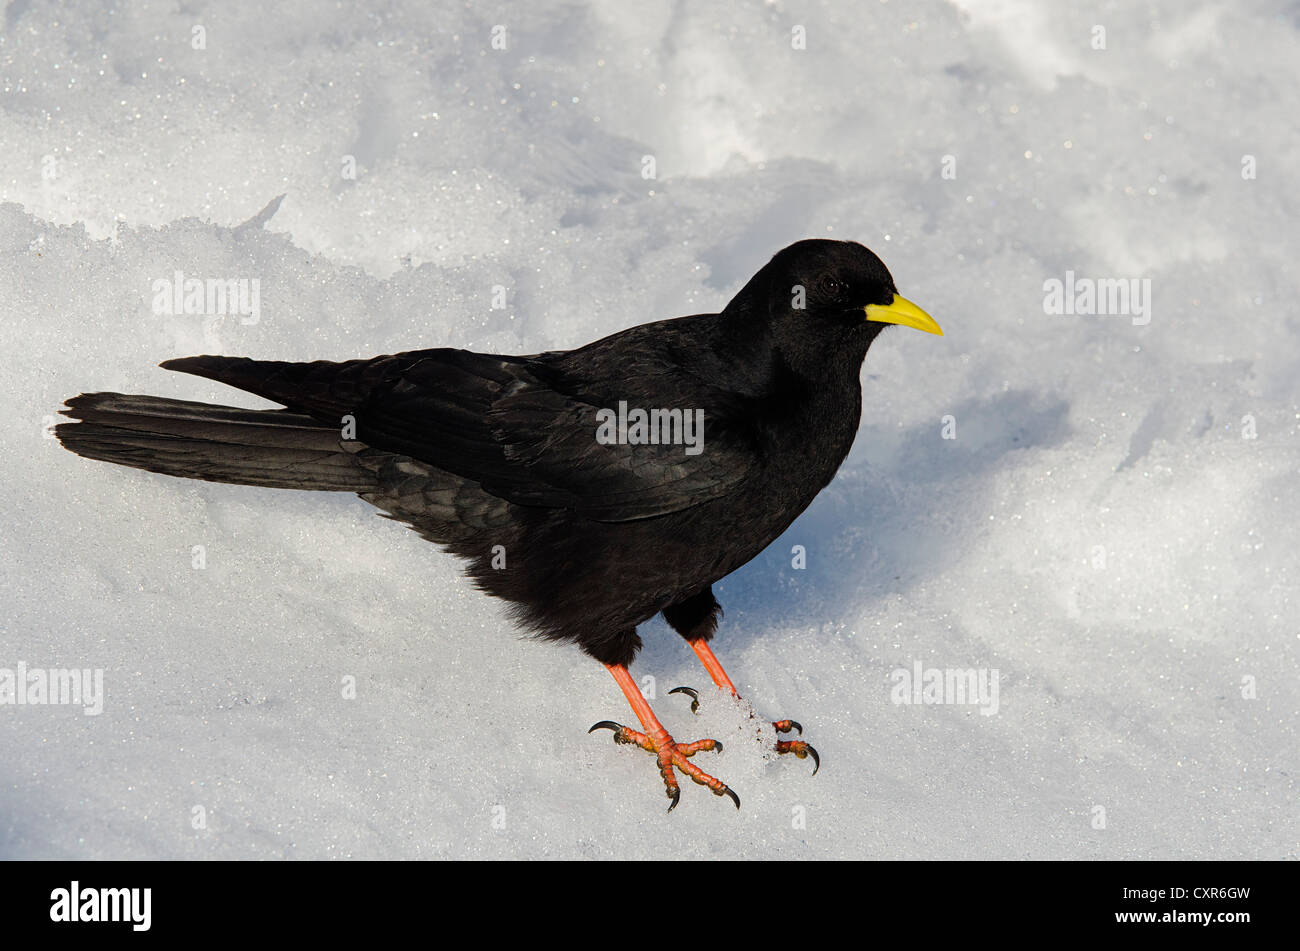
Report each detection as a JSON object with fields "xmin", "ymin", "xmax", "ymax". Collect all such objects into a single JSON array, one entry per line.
[{"xmin": 57, "ymin": 392, "xmax": 375, "ymax": 491}]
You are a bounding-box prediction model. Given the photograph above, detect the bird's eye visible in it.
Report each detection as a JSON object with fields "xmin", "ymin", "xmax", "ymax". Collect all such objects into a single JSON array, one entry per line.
[{"xmin": 817, "ymin": 276, "xmax": 846, "ymax": 301}]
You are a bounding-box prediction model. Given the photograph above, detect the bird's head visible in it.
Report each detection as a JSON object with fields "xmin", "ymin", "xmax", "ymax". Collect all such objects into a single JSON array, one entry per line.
[{"xmin": 726, "ymin": 239, "xmax": 942, "ymax": 377}]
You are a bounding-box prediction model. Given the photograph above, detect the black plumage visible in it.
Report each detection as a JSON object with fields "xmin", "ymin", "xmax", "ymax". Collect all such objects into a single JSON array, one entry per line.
[{"xmin": 58, "ymin": 238, "xmax": 942, "ymax": 808}]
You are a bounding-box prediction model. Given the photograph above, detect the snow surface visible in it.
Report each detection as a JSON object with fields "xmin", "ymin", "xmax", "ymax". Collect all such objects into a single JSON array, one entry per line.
[{"xmin": 1, "ymin": 0, "xmax": 1297, "ymax": 859}]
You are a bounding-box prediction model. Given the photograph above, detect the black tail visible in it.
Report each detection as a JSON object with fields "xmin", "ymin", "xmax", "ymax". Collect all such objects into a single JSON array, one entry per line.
[{"xmin": 56, "ymin": 392, "xmax": 375, "ymax": 492}]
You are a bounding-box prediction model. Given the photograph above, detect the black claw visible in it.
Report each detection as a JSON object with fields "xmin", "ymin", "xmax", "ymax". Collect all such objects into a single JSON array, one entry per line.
[
  {"xmin": 667, "ymin": 788, "xmax": 681, "ymax": 812},
  {"xmin": 807, "ymin": 744, "xmax": 820, "ymax": 775},
  {"xmin": 669, "ymin": 686, "xmax": 700, "ymax": 714},
  {"xmin": 712, "ymin": 740, "xmax": 723, "ymax": 754},
  {"xmin": 788, "ymin": 720, "xmax": 804, "ymax": 736},
  {"xmin": 723, "ymin": 786, "xmax": 741, "ymax": 810},
  {"xmin": 590, "ymin": 720, "xmax": 632, "ymax": 744}
]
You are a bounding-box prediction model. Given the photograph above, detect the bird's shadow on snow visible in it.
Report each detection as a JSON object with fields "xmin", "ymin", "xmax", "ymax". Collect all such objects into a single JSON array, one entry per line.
[{"xmin": 667, "ymin": 387, "xmax": 1073, "ymax": 659}]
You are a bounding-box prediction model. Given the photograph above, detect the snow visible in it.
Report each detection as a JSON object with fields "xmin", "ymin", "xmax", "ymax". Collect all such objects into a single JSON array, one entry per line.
[{"xmin": 1, "ymin": 0, "xmax": 1295, "ymax": 859}]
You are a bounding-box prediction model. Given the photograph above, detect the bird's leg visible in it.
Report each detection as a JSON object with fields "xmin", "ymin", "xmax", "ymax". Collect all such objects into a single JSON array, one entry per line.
[
  {"xmin": 679, "ymin": 639, "xmax": 820, "ymax": 774},
  {"xmin": 687, "ymin": 637, "xmax": 739, "ymax": 694},
  {"xmin": 589, "ymin": 663, "xmax": 738, "ymax": 812}
]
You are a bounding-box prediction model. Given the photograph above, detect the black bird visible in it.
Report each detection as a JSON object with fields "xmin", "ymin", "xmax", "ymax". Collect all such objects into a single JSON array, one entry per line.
[{"xmin": 57, "ymin": 238, "xmax": 942, "ymax": 810}]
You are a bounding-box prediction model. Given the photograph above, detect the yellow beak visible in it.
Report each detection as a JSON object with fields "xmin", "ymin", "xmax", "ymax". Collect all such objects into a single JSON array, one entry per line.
[{"xmin": 864, "ymin": 295, "xmax": 944, "ymax": 336}]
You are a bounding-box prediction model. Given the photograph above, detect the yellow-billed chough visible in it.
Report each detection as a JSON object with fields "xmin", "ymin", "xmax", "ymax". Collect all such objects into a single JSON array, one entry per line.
[{"xmin": 57, "ymin": 238, "xmax": 942, "ymax": 810}]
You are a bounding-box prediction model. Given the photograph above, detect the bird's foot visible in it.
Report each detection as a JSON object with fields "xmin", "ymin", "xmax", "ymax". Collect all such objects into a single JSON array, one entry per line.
[
  {"xmin": 773, "ymin": 719, "xmax": 820, "ymax": 774},
  {"xmin": 588, "ymin": 720, "xmax": 738, "ymax": 812},
  {"xmin": 670, "ymin": 686, "xmax": 820, "ymax": 775}
]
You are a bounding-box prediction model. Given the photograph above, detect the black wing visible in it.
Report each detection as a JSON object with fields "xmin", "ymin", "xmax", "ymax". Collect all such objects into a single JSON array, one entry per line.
[{"xmin": 161, "ymin": 334, "xmax": 757, "ymax": 522}]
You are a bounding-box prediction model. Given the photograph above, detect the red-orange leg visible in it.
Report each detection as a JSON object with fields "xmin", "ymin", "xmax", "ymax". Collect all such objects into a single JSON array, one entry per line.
[
  {"xmin": 688, "ymin": 638, "xmax": 738, "ymax": 694},
  {"xmin": 589, "ymin": 663, "xmax": 739, "ymax": 812}
]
